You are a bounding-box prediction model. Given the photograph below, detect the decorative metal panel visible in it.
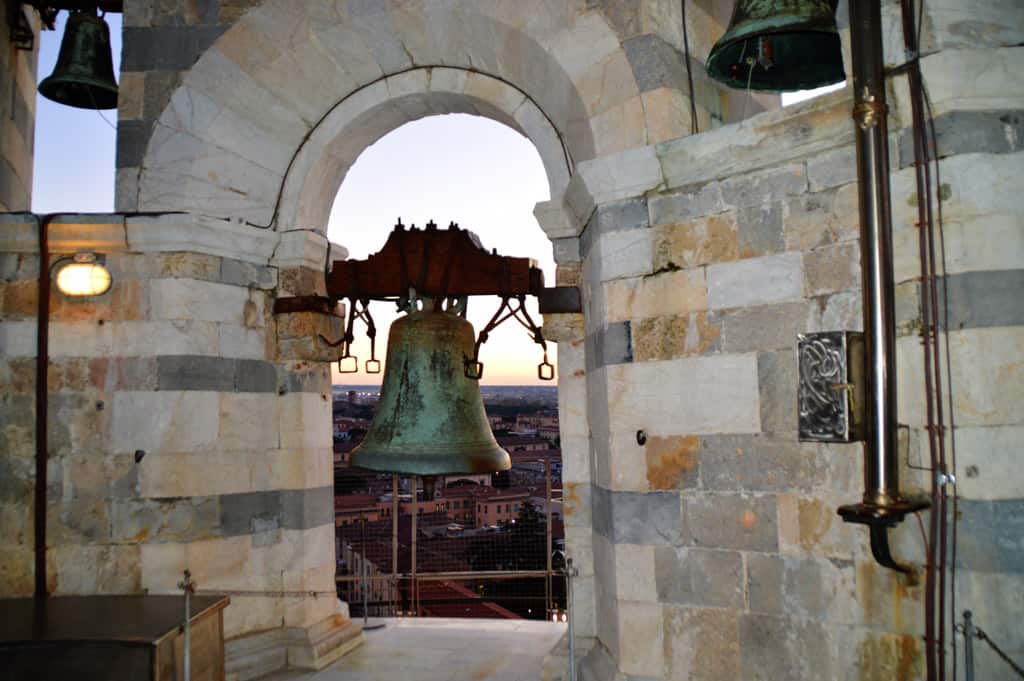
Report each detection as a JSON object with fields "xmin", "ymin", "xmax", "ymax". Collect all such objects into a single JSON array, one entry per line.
[{"xmin": 798, "ymin": 331, "xmax": 865, "ymax": 442}]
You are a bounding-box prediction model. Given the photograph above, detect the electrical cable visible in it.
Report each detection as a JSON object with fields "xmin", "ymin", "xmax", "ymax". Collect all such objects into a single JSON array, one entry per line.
[{"xmin": 680, "ymin": 1, "xmax": 699, "ymax": 134}]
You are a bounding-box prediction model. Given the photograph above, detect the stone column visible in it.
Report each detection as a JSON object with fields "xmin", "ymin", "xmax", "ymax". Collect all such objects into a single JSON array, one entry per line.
[{"xmin": 0, "ymin": 214, "xmax": 362, "ymax": 680}]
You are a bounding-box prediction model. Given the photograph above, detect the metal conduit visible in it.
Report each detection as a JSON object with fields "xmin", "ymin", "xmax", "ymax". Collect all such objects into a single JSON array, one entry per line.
[{"xmin": 837, "ymin": 1, "xmax": 928, "ymax": 568}]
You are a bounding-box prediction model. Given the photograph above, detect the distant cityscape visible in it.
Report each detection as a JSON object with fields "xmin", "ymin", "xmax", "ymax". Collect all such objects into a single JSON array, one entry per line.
[{"xmin": 331, "ymin": 384, "xmax": 563, "ymax": 620}]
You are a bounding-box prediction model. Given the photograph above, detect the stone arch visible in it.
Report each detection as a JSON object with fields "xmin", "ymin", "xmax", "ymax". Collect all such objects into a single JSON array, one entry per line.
[
  {"xmin": 277, "ymin": 67, "xmax": 572, "ymax": 234},
  {"xmin": 134, "ymin": 0, "xmax": 650, "ymax": 232}
]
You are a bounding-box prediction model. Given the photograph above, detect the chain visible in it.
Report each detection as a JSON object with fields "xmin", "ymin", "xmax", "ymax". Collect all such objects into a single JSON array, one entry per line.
[
  {"xmin": 976, "ymin": 628, "xmax": 1024, "ymax": 679},
  {"xmin": 957, "ymin": 619, "xmax": 1024, "ymax": 679},
  {"xmin": 463, "ymin": 295, "xmax": 553, "ymax": 381}
]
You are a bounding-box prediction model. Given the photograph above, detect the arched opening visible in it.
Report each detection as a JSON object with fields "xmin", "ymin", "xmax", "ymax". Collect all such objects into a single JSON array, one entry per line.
[
  {"xmin": 325, "ymin": 112, "xmax": 569, "ymax": 631},
  {"xmin": 326, "ymin": 112, "xmax": 556, "ymax": 386}
]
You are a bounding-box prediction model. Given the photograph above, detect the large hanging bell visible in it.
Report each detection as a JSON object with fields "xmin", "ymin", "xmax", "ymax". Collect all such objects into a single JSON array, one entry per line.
[
  {"xmin": 350, "ymin": 307, "xmax": 511, "ymax": 476},
  {"xmin": 38, "ymin": 9, "xmax": 119, "ymax": 110},
  {"xmin": 706, "ymin": 0, "xmax": 844, "ymax": 92}
]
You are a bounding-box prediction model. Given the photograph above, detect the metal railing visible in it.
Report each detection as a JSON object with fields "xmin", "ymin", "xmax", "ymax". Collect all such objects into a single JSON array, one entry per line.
[{"xmin": 334, "ymin": 466, "xmax": 566, "ymax": 622}]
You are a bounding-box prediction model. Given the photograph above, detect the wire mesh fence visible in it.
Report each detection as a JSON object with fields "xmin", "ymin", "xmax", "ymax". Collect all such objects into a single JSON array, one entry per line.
[{"xmin": 335, "ymin": 465, "xmax": 566, "ymax": 621}]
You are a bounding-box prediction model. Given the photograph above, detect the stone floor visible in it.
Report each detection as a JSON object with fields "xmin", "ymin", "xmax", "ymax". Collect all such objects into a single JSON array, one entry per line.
[{"xmin": 266, "ymin": 618, "xmax": 567, "ymax": 681}]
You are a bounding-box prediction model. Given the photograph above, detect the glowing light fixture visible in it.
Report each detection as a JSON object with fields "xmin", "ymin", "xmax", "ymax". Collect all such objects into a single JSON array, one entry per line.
[{"xmin": 55, "ymin": 253, "xmax": 112, "ymax": 297}]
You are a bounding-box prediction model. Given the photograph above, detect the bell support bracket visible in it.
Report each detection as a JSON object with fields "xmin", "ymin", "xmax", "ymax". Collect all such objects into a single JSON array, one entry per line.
[{"xmin": 275, "ymin": 220, "xmax": 581, "ymax": 313}]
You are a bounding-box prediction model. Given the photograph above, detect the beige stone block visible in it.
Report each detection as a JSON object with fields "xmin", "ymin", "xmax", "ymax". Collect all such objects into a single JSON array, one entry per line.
[
  {"xmin": 126, "ymin": 214, "xmax": 278, "ymax": 265},
  {"xmin": 578, "ymin": 145, "xmax": 662, "ymax": 206},
  {"xmin": 151, "ymin": 278, "xmax": 262, "ymax": 326},
  {"xmin": 707, "ymin": 252, "xmax": 804, "ymax": 310},
  {"xmin": 112, "ymin": 391, "xmax": 220, "ymax": 455},
  {"xmin": 575, "ymin": 49, "xmax": 638, "ymax": 117},
  {"xmin": 48, "ymin": 321, "xmax": 115, "ymax": 358},
  {"xmin": 0, "ymin": 321, "xmax": 36, "ymax": 357},
  {"xmin": 642, "ymin": 87, "xmax": 693, "ymax": 145},
  {"xmin": 252, "ymin": 447, "xmax": 332, "ymax": 492},
  {"xmin": 899, "ymin": 327, "xmax": 1024, "ymax": 428},
  {"xmin": 783, "ymin": 183, "xmax": 859, "ymax": 252},
  {"xmin": 915, "ymin": 47, "xmax": 1024, "ymax": 116},
  {"xmin": 279, "ymin": 392, "xmax": 332, "ymax": 449},
  {"xmin": 604, "ymin": 269, "xmax": 707, "ymax": 323},
  {"xmin": 777, "ymin": 493, "xmax": 859, "ymax": 560},
  {"xmin": 645, "ymin": 435, "xmax": 701, "ymax": 491},
  {"xmin": 53, "ymin": 544, "xmax": 141, "ymax": 595},
  {"xmin": 220, "ymin": 393, "xmax": 280, "ymax": 450},
  {"xmin": 617, "ymin": 601, "xmax": 665, "ymax": 677},
  {"xmin": 140, "ymin": 451, "xmax": 256, "ymax": 498},
  {"xmin": 546, "ymin": 12, "xmax": 623, "ymax": 79},
  {"xmin": 139, "ymin": 123, "xmax": 283, "ymax": 220},
  {"xmin": 657, "ymin": 89, "xmax": 851, "ymax": 190},
  {"xmin": 114, "ymin": 320, "xmax": 221, "ymax": 357},
  {"xmin": 663, "ymin": 605, "xmax": 741, "ymax": 681},
  {"xmin": 605, "ymin": 355, "xmax": 761, "ymax": 435},
  {"xmin": 140, "ymin": 542, "xmax": 187, "ymax": 594},
  {"xmin": 954, "ymin": 425, "xmax": 1024, "ymax": 501},
  {"xmin": 427, "ymin": 66, "xmax": 468, "ymax": 95},
  {"xmin": 632, "ymin": 312, "xmax": 721, "ymax": 362},
  {"xmin": 219, "ymin": 324, "xmax": 268, "ymax": 360},
  {"xmin": 187, "ymin": 535, "xmax": 254, "ymax": 588},
  {"xmin": 590, "ymin": 95, "xmax": 648, "ymax": 157},
  {"xmin": 224, "ymin": 594, "xmax": 286, "ymax": 640},
  {"xmin": 464, "ymin": 70, "xmax": 526, "ymax": 117},
  {"xmin": 614, "ymin": 544, "xmax": 657, "ymax": 602},
  {"xmin": 534, "ymin": 199, "xmax": 581, "ymax": 240},
  {"xmin": 608, "ymin": 431, "xmax": 651, "ymax": 492},
  {"xmin": 803, "ymin": 242, "xmax": 861, "ymax": 296}
]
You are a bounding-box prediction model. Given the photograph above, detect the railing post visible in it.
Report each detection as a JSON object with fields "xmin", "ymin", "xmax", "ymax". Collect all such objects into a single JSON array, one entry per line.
[
  {"xmin": 964, "ymin": 610, "xmax": 975, "ymax": 681},
  {"xmin": 392, "ymin": 473, "xmax": 399, "ymax": 616},
  {"xmin": 545, "ymin": 455, "xmax": 552, "ymax": 616},
  {"xmin": 567, "ymin": 557, "xmax": 577, "ymax": 681},
  {"xmin": 411, "ymin": 475, "xmax": 418, "ymax": 615}
]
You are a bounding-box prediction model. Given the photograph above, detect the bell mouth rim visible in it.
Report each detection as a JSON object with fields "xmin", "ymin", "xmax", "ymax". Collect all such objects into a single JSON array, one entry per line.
[{"xmin": 706, "ymin": 29, "xmax": 845, "ymax": 93}]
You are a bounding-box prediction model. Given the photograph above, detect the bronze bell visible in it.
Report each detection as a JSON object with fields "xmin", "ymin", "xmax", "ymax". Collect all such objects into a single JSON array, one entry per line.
[
  {"xmin": 706, "ymin": 0, "xmax": 845, "ymax": 92},
  {"xmin": 39, "ymin": 9, "xmax": 119, "ymax": 110},
  {"xmin": 350, "ymin": 306, "xmax": 511, "ymax": 476}
]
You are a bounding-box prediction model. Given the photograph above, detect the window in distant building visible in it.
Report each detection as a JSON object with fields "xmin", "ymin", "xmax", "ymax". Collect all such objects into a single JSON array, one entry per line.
[{"xmin": 514, "ymin": 504, "xmax": 519, "ymax": 512}]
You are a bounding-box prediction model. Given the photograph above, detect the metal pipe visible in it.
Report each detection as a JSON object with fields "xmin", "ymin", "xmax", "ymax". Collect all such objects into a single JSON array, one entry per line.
[
  {"xmin": 34, "ymin": 215, "xmax": 53, "ymax": 599},
  {"xmin": 838, "ymin": 1, "xmax": 927, "ymax": 548},
  {"xmin": 851, "ymin": 0, "xmax": 898, "ymax": 510}
]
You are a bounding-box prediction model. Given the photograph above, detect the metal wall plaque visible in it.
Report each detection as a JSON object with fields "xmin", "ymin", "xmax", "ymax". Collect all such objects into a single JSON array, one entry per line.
[{"xmin": 798, "ymin": 331, "xmax": 865, "ymax": 442}]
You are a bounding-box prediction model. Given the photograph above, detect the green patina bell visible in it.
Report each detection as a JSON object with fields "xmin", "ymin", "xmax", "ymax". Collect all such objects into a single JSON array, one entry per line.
[
  {"xmin": 706, "ymin": 0, "xmax": 845, "ymax": 92},
  {"xmin": 39, "ymin": 9, "xmax": 119, "ymax": 110},
  {"xmin": 350, "ymin": 307, "xmax": 511, "ymax": 476}
]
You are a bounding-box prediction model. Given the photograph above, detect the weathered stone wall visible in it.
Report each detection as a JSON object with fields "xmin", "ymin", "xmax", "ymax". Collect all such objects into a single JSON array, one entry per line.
[
  {"xmin": 0, "ymin": 214, "xmax": 356, "ymax": 677},
  {"xmin": 550, "ymin": 1, "xmax": 1024, "ymax": 678},
  {"xmin": 0, "ymin": 7, "xmax": 39, "ymax": 211}
]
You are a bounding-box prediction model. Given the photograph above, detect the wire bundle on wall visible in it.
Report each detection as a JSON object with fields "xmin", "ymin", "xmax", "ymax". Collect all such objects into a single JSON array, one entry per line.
[{"xmin": 896, "ymin": 1, "xmax": 957, "ymax": 679}]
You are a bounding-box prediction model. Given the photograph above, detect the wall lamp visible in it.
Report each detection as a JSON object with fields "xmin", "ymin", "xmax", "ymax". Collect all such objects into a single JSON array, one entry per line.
[{"xmin": 54, "ymin": 252, "xmax": 112, "ymax": 297}]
